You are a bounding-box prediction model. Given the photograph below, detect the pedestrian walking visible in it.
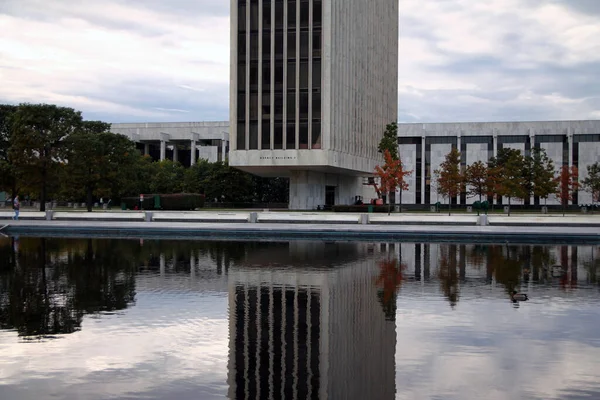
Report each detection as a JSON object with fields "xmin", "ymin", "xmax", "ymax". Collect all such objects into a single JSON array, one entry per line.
[{"xmin": 13, "ymin": 195, "xmax": 20, "ymax": 220}]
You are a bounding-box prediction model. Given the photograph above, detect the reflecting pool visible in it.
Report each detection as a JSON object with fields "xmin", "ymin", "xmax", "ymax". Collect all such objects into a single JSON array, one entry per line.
[{"xmin": 1, "ymin": 237, "xmax": 600, "ymax": 399}]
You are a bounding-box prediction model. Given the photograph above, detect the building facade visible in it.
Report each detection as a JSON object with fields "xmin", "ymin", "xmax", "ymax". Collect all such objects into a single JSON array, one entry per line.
[
  {"xmin": 110, "ymin": 122, "xmax": 230, "ymax": 166},
  {"xmin": 229, "ymin": 0, "xmax": 399, "ymax": 209},
  {"xmin": 397, "ymin": 120, "xmax": 600, "ymax": 206}
]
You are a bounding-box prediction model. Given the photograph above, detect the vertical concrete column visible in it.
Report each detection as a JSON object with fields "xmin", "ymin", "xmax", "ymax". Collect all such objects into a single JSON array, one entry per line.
[
  {"xmin": 160, "ymin": 141, "xmax": 166, "ymax": 161},
  {"xmin": 493, "ymin": 135, "xmax": 498, "ymax": 158},
  {"xmin": 159, "ymin": 132, "xmax": 170, "ymax": 162},
  {"xmin": 191, "ymin": 140, "xmax": 197, "ymax": 165},
  {"xmin": 421, "ymin": 136, "xmax": 426, "ymax": 205},
  {"xmin": 222, "ymin": 139, "xmax": 227, "ymax": 162},
  {"xmin": 568, "ymin": 133, "xmax": 573, "ymax": 167},
  {"xmin": 530, "ymin": 134, "xmax": 535, "ymax": 204},
  {"xmin": 173, "ymin": 145, "xmax": 178, "ymax": 163},
  {"xmin": 144, "ymin": 143, "xmax": 150, "ymax": 156},
  {"xmin": 456, "ymin": 135, "xmax": 461, "ymax": 205},
  {"xmin": 160, "ymin": 254, "xmax": 165, "ymax": 277}
]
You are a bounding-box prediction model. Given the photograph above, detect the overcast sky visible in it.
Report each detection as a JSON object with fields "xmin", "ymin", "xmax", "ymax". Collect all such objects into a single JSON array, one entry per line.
[{"xmin": 0, "ymin": 0, "xmax": 599, "ymax": 123}]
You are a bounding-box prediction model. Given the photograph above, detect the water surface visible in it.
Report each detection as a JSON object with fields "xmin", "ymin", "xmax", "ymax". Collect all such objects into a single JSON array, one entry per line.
[{"xmin": 1, "ymin": 237, "xmax": 599, "ymax": 399}]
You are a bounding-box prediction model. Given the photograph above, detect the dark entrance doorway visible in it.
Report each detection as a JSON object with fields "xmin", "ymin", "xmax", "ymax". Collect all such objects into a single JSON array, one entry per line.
[{"xmin": 325, "ymin": 186, "xmax": 336, "ymax": 209}]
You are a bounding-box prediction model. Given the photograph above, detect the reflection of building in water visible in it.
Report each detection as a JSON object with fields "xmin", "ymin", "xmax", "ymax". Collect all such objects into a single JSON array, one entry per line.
[{"xmin": 227, "ymin": 243, "xmax": 396, "ymax": 400}]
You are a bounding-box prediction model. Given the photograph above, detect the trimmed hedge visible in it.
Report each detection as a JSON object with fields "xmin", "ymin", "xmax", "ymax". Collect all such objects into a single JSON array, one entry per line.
[
  {"xmin": 121, "ymin": 193, "xmax": 205, "ymax": 210},
  {"xmin": 332, "ymin": 205, "xmax": 391, "ymax": 213}
]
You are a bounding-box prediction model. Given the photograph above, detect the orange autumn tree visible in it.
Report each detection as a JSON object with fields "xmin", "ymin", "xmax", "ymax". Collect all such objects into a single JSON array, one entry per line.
[
  {"xmin": 374, "ymin": 149, "xmax": 413, "ymax": 215},
  {"xmin": 435, "ymin": 148, "xmax": 464, "ymax": 216},
  {"xmin": 556, "ymin": 165, "xmax": 579, "ymax": 216}
]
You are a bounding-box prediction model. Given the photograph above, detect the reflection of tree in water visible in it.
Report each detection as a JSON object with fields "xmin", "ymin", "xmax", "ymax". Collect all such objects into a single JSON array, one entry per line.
[
  {"xmin": 487, "ymin": 245, "xmax": 524, "ymax": 295},
  {"xmin": 582, "ymin": 246, "xmax": 600, "ymax": 285},
  {"xmin": 0, "ymin": 238, "xmax": 137, "ymax": 339},
  {"xmin": 376, "ymin": 258, "xmax": 405, "ymax": 321},
  {"xmin": 438, "ymin": 245, "xmax": 460, "ymax": 308}
]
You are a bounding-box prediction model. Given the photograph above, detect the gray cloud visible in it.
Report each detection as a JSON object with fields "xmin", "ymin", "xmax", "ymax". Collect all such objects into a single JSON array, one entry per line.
[{"xmin": 0, "ymin": 0, "xmax": 598, "ymax": 123}]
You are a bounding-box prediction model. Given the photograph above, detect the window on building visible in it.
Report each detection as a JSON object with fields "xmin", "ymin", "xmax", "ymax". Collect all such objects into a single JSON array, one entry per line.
[
  {"xmin": 250, "ymin": 0, "xmax": 259, "ymax": 31},
  {"xmin": 238, "ymin": 4, "xmax": 246, "ymax": 32},
  {"xmin": 287, "ymin": 1, "xmax": 296, "ymax": 26},
  {"xmin": 238, "ymin": 62, "xmax": 246, "ymax": 90},
  {"xmin": 237, "ymin": 93, "xmax": 246, "ymax": 120},
  {"xmin": 263, "ymin": 3, "xmax": 271, "ymax": 30},
  {"xmin": 262, "ymin": 93, "xmax": 270, "ymax": 119},
  {"xmin": 312, "ymin": 60, "xmax": 321, "ymax": 89},
  {"xmin": 274, "ymin": 62, "xmax": 284, "ymax": 89},
  {"xmin": 237, "ymin": 122, "xmax": 246, "ymax": 150},
  {"xmin": 274, "ymin": 93, "xmax": 283, "ymax": 120},
  {"xmin": 312, "ymin": 32, "xmax": 321, "ymax": 58},
  {"xmin": 262, "ymin": 34, "xmax": 271, "ymax": 57},
  {"xmin": 299, "ymin": 61, "xmax": 308, "ymax": 89},
  {"xmin": 262, "ymin": 62, "xmax": 271, "ymax": 90},
  {"xmin": 311, "ymin": 121, "xmax": 321, "ymax": 149},
  {"xmin": 275, "ymin": 1, "xmax": 284, "ymax": 30},
  {"xmin": 249, "ymin": 122, "xmax": 259, "ymax": 149},
  {"xmin": 312, "ymin": 92, "xmax": 320, "ymax": 118},
  {"xmin": 250, "ymin": 62, "xmax": 259, "ymax": 90},
  {"xmin": 274, "ymin": 32, "xmax": 284, "ymax": 59},
  {"xmin": 299, "ymin": 121, "xmax": 309, "ymax": 149},
  {"xmin": 287, "ymin": 31, "xmax": 296, "ymax": 58},
  {"xmin": 287, "ymin": 91, "xmax": 296, "ymax": 119},
  {"xmin": 250, "ymin": 32, "xmax": 259, "ymax": 60},
  {"xmin": 313, "ymin": 0, "xmax": 322, "ymax": 27},
  {"xmin": 274, "ymin": 123, "xmax": 283, "ymax": 149},
  {"xmin": 249, "ymin": 93, "xmax": 258, "ymax": 121},
  {"xmin": 299, "ymin": 1, "xmax": 309, "ymax": 28},
  {"xmin": 261, "ymin": 120, "xmax": 271, "ymax": 149},
  {"xmin": 238, "ymin": 33, "xmax": 246, "ymax": 62},
  {"xmin": 299, "ymin": 92, "xmax": 309, "ymax": 119},
  {"xmin": 287, "ymin": 61, "xmax": 296, "ymax": 89},
  {"xmin": 286, "ymin": 124, "xmax": 296, "ymax": 149},
  {"xmin": 300, "ymin": 31, "xmax": 309, "ymax": 59}
]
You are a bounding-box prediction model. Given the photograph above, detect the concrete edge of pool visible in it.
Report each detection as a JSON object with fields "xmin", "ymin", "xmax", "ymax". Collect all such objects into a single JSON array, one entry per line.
[{"xmin": 2, "ymin": 219, "xmax": 600, "ymax": 244}]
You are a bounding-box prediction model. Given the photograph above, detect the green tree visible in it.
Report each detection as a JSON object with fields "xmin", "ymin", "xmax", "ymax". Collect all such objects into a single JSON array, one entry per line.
[
  {"xmin": 183, "ymin": 159, "xmax": 212, "ymax": 194},
  {"xmin": 203, "ymin": 161, "xmax": 254, "ymax": 202},
  {"xmin": 0, "ymin": 105, "xmax": 18, "ymax": 198},
  {"xmin": 377, "ymin": 122, "xmax": 399, "ymax": 161},
  {"xmin": 490, "ymin": 148, "xmax": 527, "ymax": 216},
  {"xmin": 148, "ymin": 159, "xmax": 186, "ymax": 194},
  {"xmin": 62, "ymin": 124, "xmax": 141, "ymax": 211},
  {"xmin": 581, "ymin": 162, "xmax": 600, "ymax": 212},
  {"xmin": 529, "ymin": 148, "xmax": 557, "ymax": 206},
  {"xmin": 8, "ymin": 104, "xmax": 83, "ymax": 211},
  {"xmin": 435, "ymin": 147, "xmax": 463, "ymax": 216}
]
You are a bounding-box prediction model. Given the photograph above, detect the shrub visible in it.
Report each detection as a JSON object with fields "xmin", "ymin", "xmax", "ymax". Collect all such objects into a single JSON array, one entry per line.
[
  {"xmin": 160, "ymin": 193, "xmax": 205, "ymax": 210},
  {"xmin": 331, "ymin": 205, "xmax": 390, "ymax": 213},
  {"xmin": 121, "ymin": 193, "xmax": 205, "ymax": 210}
]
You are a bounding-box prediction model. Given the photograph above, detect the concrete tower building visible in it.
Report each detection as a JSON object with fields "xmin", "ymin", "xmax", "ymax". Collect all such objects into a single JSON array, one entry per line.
[{"xmin": 229, "ymin": 0, "xmax": 399, "ymax": 209}]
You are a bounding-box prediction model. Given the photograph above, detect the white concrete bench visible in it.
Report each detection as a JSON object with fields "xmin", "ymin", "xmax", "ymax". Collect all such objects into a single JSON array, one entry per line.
[
  {"xmin": 257, "ymin": 212, "xmax": 361, "ymax": 224},
  {"xmin": 52, "ymin": 212, "xmax": 145, "ymax": 221},
  {"xmin": 369, "ymin": 214, "xmax": 478, "ymax": 225},
  {"xmin": 0, "ymin": 211, "xmax": 47, "ymax": 220},
  {"xmin": 152, "ymin": 212, "xmax": 250, "ymax": 223}
]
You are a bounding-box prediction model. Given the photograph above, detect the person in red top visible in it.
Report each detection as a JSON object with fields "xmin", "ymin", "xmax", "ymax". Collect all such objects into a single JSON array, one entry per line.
[{"xmin": 13, "ymin": 195, "xmax": 20, "ymax": 220}]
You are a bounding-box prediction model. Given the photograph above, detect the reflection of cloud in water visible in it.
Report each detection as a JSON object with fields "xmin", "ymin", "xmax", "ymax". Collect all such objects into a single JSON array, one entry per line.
[
  {"xmin": 394, "ymin": 295, "xmax": 600, "ymax": 400},
  {"xmin": 0, "ymin": 292, "xmax": 230, "ymax": 399}
]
